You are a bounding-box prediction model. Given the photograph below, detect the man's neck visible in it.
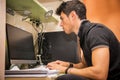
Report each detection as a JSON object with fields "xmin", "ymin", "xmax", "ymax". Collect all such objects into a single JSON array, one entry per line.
[{"xmin": 74, "ymin": 19, "xmax": 87, "ymax": 35}]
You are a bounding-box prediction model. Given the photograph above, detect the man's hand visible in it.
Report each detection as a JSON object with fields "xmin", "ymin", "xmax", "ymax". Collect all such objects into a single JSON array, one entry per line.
[
  {"xmin": 48, "ymin": 60, "xmax": 70, "ymax": 67},
  {"xmin": 47, "ymin": 61, "xmax": 67, "ymax": 73}
]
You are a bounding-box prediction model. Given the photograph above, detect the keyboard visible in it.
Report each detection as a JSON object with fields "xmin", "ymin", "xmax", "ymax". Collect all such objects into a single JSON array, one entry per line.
[
  {"xmin": 5, "ymin": 65, "xmax": 59, "ymax": 77},
  {"xmin": 5, "ymin": 69, "xmax": 48, "ymax": 75},
  {"xmin": 5, "ymin": 65, "xmax": 49, "ymax": 75}
]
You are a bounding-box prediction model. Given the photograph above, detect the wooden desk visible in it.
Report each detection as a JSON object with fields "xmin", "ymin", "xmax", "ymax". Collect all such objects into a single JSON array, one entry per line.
[
  {"xmin": 5, "ymin": 77, "xmax": 56, "ymax": 80},
  {"xmin": 5, "ymin": 77, "xmax": 50, "ymax": 80},
  {"xmin": 5, "ymin": 65, "xmax": 58, "ymax": 80},
  {"xmin": 5, "ymin": 74, "xmax": 58, "ymax": 80}
]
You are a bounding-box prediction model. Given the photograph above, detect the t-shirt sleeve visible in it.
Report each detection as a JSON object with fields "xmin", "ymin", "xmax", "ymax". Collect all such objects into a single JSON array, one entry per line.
[{"xmin": 87, "ymin": 26, "xmax": 109, "ymax": 50}]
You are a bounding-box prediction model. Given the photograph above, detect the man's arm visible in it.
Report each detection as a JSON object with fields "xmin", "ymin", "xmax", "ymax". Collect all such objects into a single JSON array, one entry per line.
[{"xmin": 68, "ymin": 47, "xmax": 109, "ymax": 80}]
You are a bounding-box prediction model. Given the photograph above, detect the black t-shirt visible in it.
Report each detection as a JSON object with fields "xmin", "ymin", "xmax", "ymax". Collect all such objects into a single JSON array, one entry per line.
[{"xmin": 78, "ymin": 20, "xmax": 120, "ymax": 79}]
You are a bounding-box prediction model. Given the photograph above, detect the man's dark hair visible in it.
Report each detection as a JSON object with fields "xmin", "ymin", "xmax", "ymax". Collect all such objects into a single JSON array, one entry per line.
[{"xmin": 56, "ymin": 0, "xmax": 86, "ymax": 20}]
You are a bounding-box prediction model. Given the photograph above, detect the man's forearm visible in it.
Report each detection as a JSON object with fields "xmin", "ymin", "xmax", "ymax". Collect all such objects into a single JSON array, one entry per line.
[{"xmin": 73, "ymin": 62, "xmax": 86, "ymax": 69}]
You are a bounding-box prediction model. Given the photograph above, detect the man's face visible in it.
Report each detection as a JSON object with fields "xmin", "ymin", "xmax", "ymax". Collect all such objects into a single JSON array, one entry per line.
[{"xmin": 60, "ymin": 12, "xmax": 73, "ymax": 34}]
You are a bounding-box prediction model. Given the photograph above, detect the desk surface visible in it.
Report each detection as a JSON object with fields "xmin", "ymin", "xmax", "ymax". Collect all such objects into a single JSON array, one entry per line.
[
  {"xmin": 5, "ymin": 74, "xmax": 58, "ymax": 80},
  {"xmin": 5, "ymin": 65, "xmax": 59, "ymax": 80},
  {"xmin": 5, "ymin": 77, "xmax": 52, "ymax": 80}
]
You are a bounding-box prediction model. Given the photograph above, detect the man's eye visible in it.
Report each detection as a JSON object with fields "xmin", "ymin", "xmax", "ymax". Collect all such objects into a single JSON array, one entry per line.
[{"xmin": 62, "ymin": 18, "xmax": 64, "ymax": 21}]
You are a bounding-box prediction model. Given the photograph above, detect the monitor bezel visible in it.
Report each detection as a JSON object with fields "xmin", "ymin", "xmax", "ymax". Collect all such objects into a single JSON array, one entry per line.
[{"xmin": 6, "ymin": 23, "xmax": 37, "ymax": 66}]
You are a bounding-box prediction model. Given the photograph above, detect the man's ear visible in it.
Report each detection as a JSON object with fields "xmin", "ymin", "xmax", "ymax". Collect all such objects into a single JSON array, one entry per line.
[{"xmin": 69, "ymin": 11, "xmax": 77, "ymax": 20}]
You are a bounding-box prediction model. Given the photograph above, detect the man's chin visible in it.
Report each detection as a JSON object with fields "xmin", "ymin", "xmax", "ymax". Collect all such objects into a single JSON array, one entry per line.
[{"xmin": 65, "ymin": 31, "xmax": 72, "ymax": 34}]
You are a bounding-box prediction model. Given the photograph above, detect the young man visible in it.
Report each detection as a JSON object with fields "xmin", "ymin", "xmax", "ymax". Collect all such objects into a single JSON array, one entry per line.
[{"xmin": 47, "ymin": 0, "xmax": 120, "ymax": 80}]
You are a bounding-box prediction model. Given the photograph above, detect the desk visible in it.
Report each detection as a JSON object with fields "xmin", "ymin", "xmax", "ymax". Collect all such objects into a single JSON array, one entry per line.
[
  {"xmin": 5, "ymin": 74, "xmax": 58, "ymax": 80},
  {"xmin": 5, "ymin": 65, "xmax": 59, "ymax": 80},
  {"xmin": 5, "ymin": 77, "xmax": 54, "ymax": 80}
]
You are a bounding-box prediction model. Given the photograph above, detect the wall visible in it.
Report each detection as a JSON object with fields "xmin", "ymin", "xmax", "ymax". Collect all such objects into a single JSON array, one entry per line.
[
  {"xmin": 0, "ymin": 0, "xmax": 5, "ymax": 80},
  {"xmin": 6, "ymin": 12, "xmax": 63, "ymax": 39},
  {"xmin": 84, "ymin": 0, "xmax": 120, "ymax": 41}
]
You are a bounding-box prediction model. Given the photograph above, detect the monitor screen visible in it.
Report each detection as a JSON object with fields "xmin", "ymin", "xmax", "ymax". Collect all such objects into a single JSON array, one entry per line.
[
  {"xmin": 39, "ymin": 31, "xmax": 80, "ymax": 64},
  {"xmin": 6, "ymin": 24, "xmax": 36, "ymax": 65}
]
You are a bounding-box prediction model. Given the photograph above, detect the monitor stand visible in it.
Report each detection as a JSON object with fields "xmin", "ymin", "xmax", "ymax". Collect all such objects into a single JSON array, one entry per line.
[{"xmin": 36, "ymin": 54, "xmax": 44, "ymax": 65}]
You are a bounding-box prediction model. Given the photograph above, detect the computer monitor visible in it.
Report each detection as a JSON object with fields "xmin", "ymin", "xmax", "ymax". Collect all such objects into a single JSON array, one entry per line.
[
  {"xmin": 38, "ymin": 31, "xmax": 80, "ymax": 64},
  {"xmin": 6, "ymin": 24, "xmax": 36, "ymax": 65},
  {"xmin": 5, "ymin": 39, "xmax": 11, "ymax": 70}
]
